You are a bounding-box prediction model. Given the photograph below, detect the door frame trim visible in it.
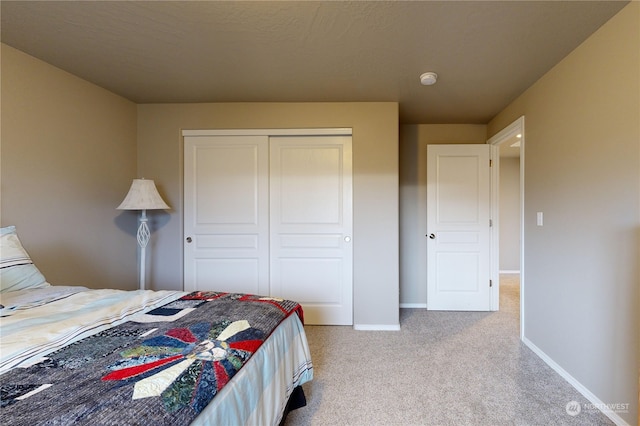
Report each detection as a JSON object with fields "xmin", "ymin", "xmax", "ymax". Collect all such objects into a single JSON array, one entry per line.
[
  {"xmin": 183, "ymin": 128, "xmax": 352, "ymax": 137},
  {"xmin": 487, "ymin": 116, "xmax": 525, "ymax": 337}
]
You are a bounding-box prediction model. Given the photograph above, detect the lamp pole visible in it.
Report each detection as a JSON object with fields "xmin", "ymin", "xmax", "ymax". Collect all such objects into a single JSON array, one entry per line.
[{"xmin": 137, "ymin": 209, "xmax": 151, "ymax": 290}]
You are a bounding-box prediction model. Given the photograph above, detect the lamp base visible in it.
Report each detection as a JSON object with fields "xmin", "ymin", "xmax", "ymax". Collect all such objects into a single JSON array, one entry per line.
[{"xmin": 137, "ymin": 210, "xmax": 150, "ymax": 290}]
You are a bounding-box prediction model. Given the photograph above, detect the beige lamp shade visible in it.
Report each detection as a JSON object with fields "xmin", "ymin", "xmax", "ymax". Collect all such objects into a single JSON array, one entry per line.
[{"xmin": 117, "ymin": 179, "xmax": 170, "ymax": 210}]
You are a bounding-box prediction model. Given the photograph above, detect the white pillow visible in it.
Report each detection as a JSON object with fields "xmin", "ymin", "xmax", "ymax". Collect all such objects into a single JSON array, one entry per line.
[{"xmin": 0, "ymin": 226, "xmax": 49, "ymax": 293}]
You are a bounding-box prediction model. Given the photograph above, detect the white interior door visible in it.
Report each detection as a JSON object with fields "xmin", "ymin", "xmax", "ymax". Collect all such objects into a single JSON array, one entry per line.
[
  {"xmin": 427, "ymin": 144, "xmax": 491, "ymax": 311},
  {"xmin": 269, "ymin": 136, "xmax": 353, "ymax": 325},
  {"xmin": 183, "ymin": 136, "xmax": 270, "ymax": 295}
]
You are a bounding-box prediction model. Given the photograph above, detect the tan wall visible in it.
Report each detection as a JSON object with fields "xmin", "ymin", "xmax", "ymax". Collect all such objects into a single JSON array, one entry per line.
[
  {"xmin": 399, "ymin": 124, "xmax": 486, "ymax": 305},
  {"xmin": 499, "ymin": 157, "xmax": 520, "ymax": 271},
  {"xmin": 0, "ymin": 44, "xmax": 138, "ymax": 290},
  {"xmin": 488, "ymin": 3, "xmax": 639, "ymax": 423},
  {"xmin": 137, "ymin": 102, "xmax": 400, "ymax": 327}
]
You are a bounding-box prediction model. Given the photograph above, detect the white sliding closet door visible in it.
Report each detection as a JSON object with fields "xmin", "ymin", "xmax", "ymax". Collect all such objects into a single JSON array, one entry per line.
[
  {"xmin": 183, "ymin": 136, "xmax": 270, "ymax": 295},
  {"xmin": 183, "ymin": 130, "xmax": 353, "ymax": 325},
  {"xmin": 270, "ymin": 136, "xmax": 353, "ymax": 325}
]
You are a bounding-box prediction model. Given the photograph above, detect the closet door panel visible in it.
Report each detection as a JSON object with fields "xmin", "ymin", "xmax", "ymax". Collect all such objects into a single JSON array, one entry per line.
[
  {"xmin": 277, "ymin": 145, "xmax": 342, "ymax": 224},
  {"xmin": 184, "ymin": 135, "xmax": 269, "ymax": 295},
  {"xmin": 276, "ymin": 258, "xmax": 343, "ymax": 303},
  {"xmin": 191, "ymin": 259, "xmax": 260, "ymax": 294},
  {"xmin": 270, "ymin": 136, "xmax": 353, "ymax": 325}
]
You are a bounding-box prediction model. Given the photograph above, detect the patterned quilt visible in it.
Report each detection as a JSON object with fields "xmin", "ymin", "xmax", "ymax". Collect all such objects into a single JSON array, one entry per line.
[{"xmin": 0, "ymin": 291, "xmax": 303, "ymax": 426}]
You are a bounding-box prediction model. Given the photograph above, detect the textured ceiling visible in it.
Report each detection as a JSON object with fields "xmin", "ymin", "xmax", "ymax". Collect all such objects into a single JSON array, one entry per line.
[{"xmin": 0, "ymin": 1, "xmax": 629, "ymax": 124}]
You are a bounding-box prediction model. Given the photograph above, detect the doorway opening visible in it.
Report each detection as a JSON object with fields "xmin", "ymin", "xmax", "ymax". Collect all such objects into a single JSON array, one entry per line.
[{"xmin": 488, "ymin": 116, "xmax": 525, "ymax": 338}]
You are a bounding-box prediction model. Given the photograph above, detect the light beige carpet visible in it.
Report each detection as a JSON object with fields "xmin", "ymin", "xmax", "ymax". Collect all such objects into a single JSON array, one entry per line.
[{"xmin": 284, "ymin": 274, "xmax": 613, "ymax": 426}]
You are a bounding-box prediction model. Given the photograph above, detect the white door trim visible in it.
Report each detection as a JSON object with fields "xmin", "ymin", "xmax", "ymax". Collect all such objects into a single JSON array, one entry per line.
[
  {"xmin": 487, "ymin": 116, "xmax": 525, "ymax": 338},
  {"xmin": 182, "ymin": 128, "xmax": 352, "ymax": 137},
  {"xmin": 489, "ymin": 143, "xmax": 499, "ymax": 311}
]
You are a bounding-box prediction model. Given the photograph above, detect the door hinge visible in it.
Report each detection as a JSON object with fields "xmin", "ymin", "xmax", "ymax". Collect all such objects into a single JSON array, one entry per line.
[
  {"xmin": 489, "ymin": 219, "xmax": 493, "ymax": 227},
  {"xmin": 489, "ymin": 159, "xmax": 493, "ymax": 167},
  {"xmin": 490, "ymin": 279, "xmax": 493, "ymax": 287}
]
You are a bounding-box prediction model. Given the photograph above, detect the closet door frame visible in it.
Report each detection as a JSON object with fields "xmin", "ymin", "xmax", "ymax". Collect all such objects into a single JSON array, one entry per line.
[
  {"xmin": 183, "ymin": 129, "xmax": 352, "ymax": 137},
  {"xmin": 182, "ymin": 128, "xmax": 353, "ymax": 325}
]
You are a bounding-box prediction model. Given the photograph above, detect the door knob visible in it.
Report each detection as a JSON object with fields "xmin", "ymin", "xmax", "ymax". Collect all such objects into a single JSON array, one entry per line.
[
  {"xmin": 186, "ymin": 237, "xmax": 192, "ymax": 243},
  {"xmin": 428, "ymin": 233, "xmax": 435, "ymax": 239}
]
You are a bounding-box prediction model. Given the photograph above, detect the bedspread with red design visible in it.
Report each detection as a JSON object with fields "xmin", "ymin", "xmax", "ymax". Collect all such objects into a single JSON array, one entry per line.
[{"xmin": 0, "ymin": 292, "xmax": 303, "ymax": 426}]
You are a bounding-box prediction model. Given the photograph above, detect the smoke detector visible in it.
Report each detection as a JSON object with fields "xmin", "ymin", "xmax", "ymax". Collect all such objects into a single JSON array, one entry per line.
[{"xmin": 420, "ymin": 72, "xmax": 438, "ymax": 86}]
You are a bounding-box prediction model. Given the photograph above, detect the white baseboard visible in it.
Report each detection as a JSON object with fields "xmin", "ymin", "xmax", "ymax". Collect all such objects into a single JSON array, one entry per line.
[
  {"xmin": 399, "ymin": 303, "xmax": 427, "ymax": 308},
  {"xmin": 354, "ymin": 324, "xmax": 401, "ymax": 331},
  {"xmin": 499, "ymin": 270, "xmax": 521, "ymax": 274},
  {"xmin": 522, "ymin": 336, "xmax": 630, "ymax": 426}
]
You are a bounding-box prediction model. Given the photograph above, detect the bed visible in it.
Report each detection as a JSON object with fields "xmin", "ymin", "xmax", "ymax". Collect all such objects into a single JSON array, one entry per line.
[{"xmin": 0, "ymin": 225, "xmax": 313, "ymax": 425}]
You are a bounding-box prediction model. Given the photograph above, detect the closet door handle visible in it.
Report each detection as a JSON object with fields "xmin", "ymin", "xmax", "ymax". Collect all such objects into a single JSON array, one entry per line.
[
  {"xmin": 186, "ymin": 237, "xmax": 192, "ymax": 243},
  {"xmin": 428, "ymin": 233, "xmax": 436, "ymax": 239}
]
